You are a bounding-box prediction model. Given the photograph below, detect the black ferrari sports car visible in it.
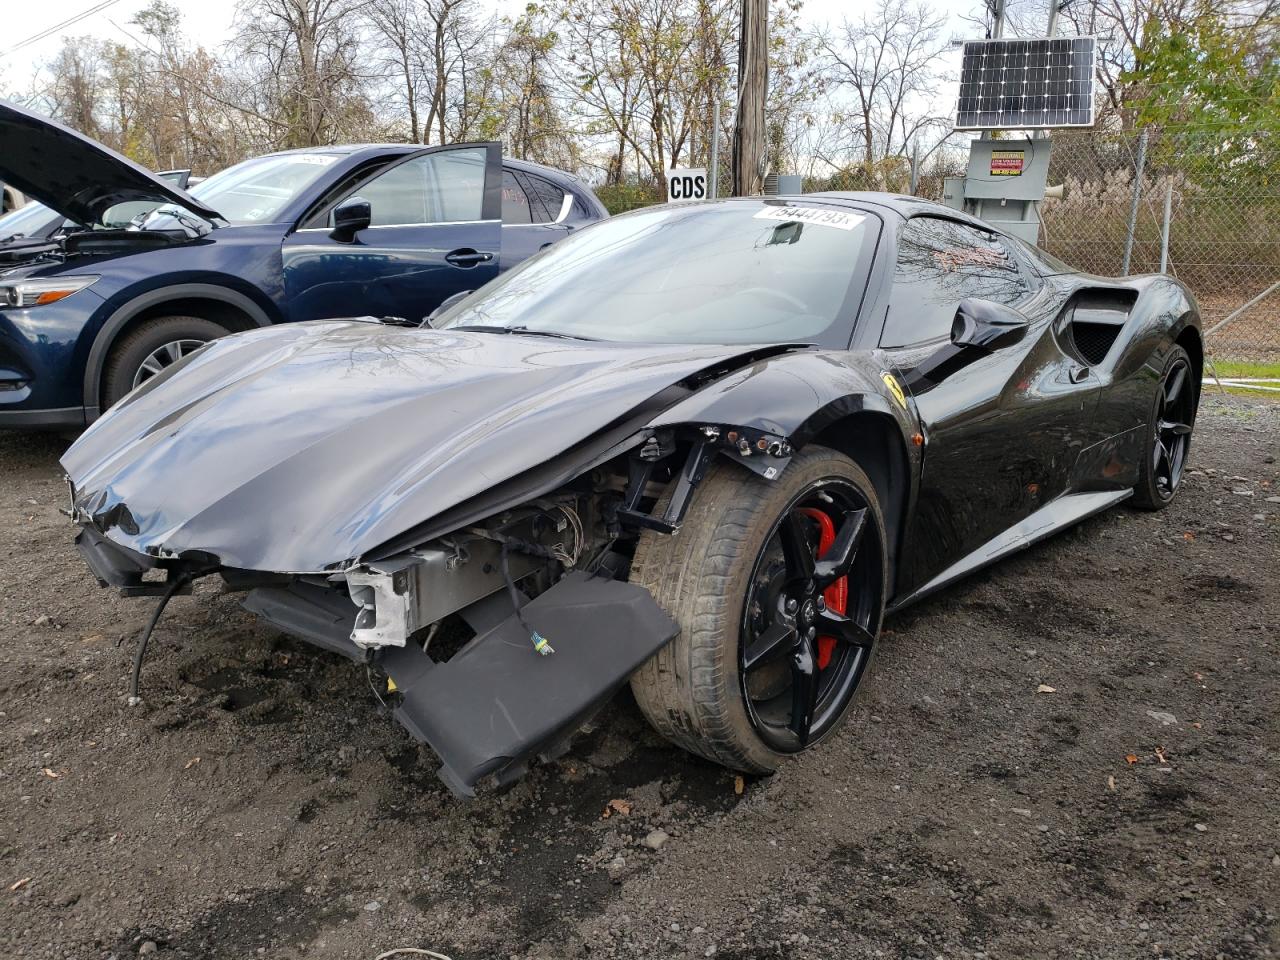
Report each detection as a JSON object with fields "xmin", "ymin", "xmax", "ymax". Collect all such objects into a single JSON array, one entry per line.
[{"xmin": 61, "ymin": 193, "xmax": 1202, "ymax": 796}]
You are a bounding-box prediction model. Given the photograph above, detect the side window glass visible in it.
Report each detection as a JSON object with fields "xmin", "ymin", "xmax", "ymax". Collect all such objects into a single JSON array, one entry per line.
[
  {"xmin": 303, "ymin": 159, "xmax": 394, "ymax": 228},
  {"xmin": 347, "ymin": 160, "xmax": 428, "ymax": 226},
  {"xmin": 883, "ymin": 217, "xmax": 1029, "ymax": 347},
  {"xmin": 425, "ymin": 147, "xmax": 486, "ymax": 222},
  {"xmin": 959, "ymin": 228, "xmax": 1029, "ymax": 304},
  {"xmin": 522, "ymin": 174, "xmax": 566, "ymax": 223},
  {"xmin": 336, "ymin": 147, "xmax": 487, "ymax": 227},
  {"xmin": 502, "ymin": 170, "xmax": 533, "ymax": 224},
  {"xmin": 1010, "ymin": 234, "xmax": 1075, "ymax": 275}
]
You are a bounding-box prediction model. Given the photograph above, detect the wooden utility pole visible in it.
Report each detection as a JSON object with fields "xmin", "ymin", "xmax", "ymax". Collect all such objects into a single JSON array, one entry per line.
[{"xmin": 732, "ymin": 0, "xmax": 767, "ymax": 196}]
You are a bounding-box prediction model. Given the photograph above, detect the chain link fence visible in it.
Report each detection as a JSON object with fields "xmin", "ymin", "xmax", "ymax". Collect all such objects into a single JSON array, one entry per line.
[{"xmin": 920, "ymin": 125, "xmax": 1280, "ymax": 364}]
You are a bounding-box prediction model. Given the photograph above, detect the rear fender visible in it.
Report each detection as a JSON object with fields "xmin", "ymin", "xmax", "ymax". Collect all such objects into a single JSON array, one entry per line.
[{"xmin": 1083, "ymin": 275, "xmax": 1202, "ymax": 441}]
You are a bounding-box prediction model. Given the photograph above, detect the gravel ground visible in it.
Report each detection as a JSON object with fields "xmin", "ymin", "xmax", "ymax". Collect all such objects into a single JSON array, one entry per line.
[{"xmin": 0, "ymin": 395, "xmax": 1277, "ymax": 960}]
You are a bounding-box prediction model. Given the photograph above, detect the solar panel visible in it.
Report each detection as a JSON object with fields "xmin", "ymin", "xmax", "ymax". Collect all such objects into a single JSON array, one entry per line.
[{"xmin": 955, "ymin": 37, "xmax": 1096, "ymax": 130}]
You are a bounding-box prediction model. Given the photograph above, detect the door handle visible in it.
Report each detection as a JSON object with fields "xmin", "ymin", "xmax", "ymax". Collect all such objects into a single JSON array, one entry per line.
[
  {"xmin": 445, "ymin": 248, "xmax": 494, "ymax": 267},
  {"xmin": 1069, "ymin": 364, "xmax": 1091, "ymax": 384}
]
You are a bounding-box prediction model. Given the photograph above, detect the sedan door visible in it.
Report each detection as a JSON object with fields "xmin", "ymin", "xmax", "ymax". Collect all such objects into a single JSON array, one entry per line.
[
  {"xmin": 880, "ymin": 216, "xmax": 1101, "ymax": 595},
  {"xmin": 282, "ymin": 143, "xmax": 502, "ymax": 323}
]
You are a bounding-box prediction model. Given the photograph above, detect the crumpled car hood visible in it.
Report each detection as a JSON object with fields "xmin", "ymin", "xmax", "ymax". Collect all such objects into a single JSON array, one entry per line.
[{"xmin": 62, "ymin": 320, "xmax": 763, "ymax": 571}]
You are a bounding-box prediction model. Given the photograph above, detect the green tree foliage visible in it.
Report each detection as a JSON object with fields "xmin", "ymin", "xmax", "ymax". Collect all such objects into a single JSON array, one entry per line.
[{"xmin": 1122, "ymin": 1, "xmax": 1279, "ymax": 181}]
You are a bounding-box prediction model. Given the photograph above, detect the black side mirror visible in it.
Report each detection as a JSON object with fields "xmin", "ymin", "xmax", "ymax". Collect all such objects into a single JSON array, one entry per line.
[
  {"xmin": 422, "ymin": 289, "xmax": 472, "ymax": 327},
  {"xmin": 331, "ymin": 198, "xmax": 371, "ymax": 242},
  {"xmin": 951, "ymin": 298, "xmax": 1029, "ymax": 352},
  {"xmin": 901, "ymin": 299, "xmax": 1030, "ymax": 393}
]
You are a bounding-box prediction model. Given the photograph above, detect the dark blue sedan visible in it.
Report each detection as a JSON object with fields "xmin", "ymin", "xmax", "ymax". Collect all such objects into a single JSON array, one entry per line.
[{"xmin": 0, "ymin": 101, "xmax": 606, "ymax": 429}]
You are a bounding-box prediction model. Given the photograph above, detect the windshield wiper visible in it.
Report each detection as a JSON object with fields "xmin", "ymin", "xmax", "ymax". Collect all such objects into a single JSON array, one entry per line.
[
  {"xmin": 450, "ymin": 323, "xmax": 513, "ymax": 333},
  {"xmin": 450, "ymin": 324, "xmax": 597, "ymax": 341}
]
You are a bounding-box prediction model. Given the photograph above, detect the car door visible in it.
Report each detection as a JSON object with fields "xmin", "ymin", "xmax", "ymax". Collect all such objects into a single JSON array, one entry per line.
[
  {"xmin": 881, "ymin": 216, "xmax": 1101, "ymax": 594},
  {"xmin": 497, "ymin": 169, "xmax": 572, "ymax": 269},
  {"xmin": 281, "ymin": 143, "xmax": 502, "ymax": 323}
]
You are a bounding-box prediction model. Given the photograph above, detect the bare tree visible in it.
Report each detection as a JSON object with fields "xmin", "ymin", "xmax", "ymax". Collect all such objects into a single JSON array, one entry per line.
[
  {"xmin": 366, "ymin": 0, "xmax": 429, "ymax": 141},
  {"xmin": 813, "ymin": 0, "xmax": 951, "ymax": 174},
  {"xmin": 764, "ymin": 0, "xmax": 817, "ymax": 182},
  {"xmin": 558, "ymin": 0, "xmax": 736, "ymax": 186},
  {"xmin": 232, "ymin": 0, "xmax": 374, "ymax": 148},
  {"xmin": 45, "ymin": 40, "xmax": 108, "ymax": 139},
  {"xmin": 483, "ymin": 6, "xmax": 579, "ymax": 166},
  {"xmin": 441, "ymin": 1, "xmax": 500, "ymax": 141},
  {"xmin": 415, "ymin": 0, "xmax": 494, "ymax": 144},
  {"xmin": 25, "ymin": 0, "xmax": 866, "ymax": 196}
]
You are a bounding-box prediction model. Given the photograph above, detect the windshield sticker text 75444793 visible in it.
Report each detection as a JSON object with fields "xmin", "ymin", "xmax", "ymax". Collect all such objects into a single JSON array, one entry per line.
[{"xmin": 753, "ymin": 206, "xmax": 865, "ymax": 231}]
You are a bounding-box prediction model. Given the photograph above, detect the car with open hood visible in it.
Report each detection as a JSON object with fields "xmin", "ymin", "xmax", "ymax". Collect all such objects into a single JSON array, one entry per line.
[
  {"xmin": 0, "ymin": 169, "xmax": 194, "ymax": 264},
  {"xmin": 62, "ymin": 194, "xmax": 1202, "ymax": 798},
  {"xmin": 0, "ymin": 99, "xmax": 606, "ymax": 429}
]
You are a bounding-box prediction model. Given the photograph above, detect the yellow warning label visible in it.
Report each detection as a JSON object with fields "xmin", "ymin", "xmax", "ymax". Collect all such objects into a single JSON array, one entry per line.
[
  {"xmin": 881, "ymin": 372, "xmax": 908, "ymax": 409},
  {"xmin": 990, "ymin": 150, "xmax": 1025, "ymax": 176}
]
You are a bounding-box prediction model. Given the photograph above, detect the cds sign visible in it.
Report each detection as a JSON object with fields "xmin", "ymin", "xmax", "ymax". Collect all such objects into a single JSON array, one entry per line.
[{"xmin": 665, "ymin": 168, "xmax": 708, "ymax": 202}]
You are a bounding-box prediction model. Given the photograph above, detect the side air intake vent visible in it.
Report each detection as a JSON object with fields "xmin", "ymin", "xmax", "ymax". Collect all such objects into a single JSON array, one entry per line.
[
  {"xmin": 1057, "ymin": 288, "xmax": 1138, "ymax": 367},
  {"xmin": 1071, "ymin": 321, "xmax": 1122, "ymax": 365}
]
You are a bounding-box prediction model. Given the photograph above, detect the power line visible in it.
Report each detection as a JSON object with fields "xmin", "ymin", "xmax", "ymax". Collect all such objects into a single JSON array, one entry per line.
[{"xmin": 0, "ymin": 0, "xmax": 128, "ymax": 59}]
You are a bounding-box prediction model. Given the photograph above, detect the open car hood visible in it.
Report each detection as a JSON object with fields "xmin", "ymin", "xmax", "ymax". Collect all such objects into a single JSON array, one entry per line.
[
  {"xmin": 0, "ymin": 99, "xmax": 222, "ymax": 227},
  {"xmin": 62, "ymin": 321, "xmax": 768, "ymax": 572}
]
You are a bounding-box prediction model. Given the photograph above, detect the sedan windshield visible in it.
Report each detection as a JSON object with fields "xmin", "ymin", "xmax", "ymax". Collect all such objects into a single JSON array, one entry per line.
[
  {"xmin": 435, "ymin": 201, "xmax": 875, "ymax": 345},
  {"xmin": 185, "ymin": 152, "xmax": 340, "ymax": 224}
]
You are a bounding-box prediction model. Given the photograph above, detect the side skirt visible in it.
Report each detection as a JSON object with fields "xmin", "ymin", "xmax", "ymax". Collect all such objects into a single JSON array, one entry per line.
[{"xmin": 888, "ymin": 489, "xmax": 1132, "ymax": 612}]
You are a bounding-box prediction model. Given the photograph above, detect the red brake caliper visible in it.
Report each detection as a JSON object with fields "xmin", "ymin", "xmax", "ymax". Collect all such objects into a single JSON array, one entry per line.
[{"xmin": 798, "ymin": 508, "xmax": 847, "ymax": 670}]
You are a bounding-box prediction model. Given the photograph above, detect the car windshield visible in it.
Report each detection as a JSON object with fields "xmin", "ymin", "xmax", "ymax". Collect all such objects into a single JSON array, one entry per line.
[
  {"xmin": 0, "ymin": 201, "xmax": 57, "ymax": 242},
  {"xmin": 184, "ymin": 153, "xmax": 340, "ymax": 224},
  {"xmin": 434, "ymin": 201, "xmax": 875, "ymax": 345}
]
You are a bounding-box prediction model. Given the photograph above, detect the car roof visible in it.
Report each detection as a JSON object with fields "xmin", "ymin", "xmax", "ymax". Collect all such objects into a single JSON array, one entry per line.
[
  {"xmin": 656, "ymin": 193, "xmax": 1025, "ymax": 251},
  {"xmin": 503, "ymin": 156, "xmax": 584, "ymax": 184},
  {"xmin": 258, "ymin": 145, "xmax": 582, "ymax": 183},
  {"xmin": 801, "ymin": 191, "xmax": 995, "ymax": 229},
  {"xmin": 259, "ymin": 144, "xmax": 417, "ymax": 160}
]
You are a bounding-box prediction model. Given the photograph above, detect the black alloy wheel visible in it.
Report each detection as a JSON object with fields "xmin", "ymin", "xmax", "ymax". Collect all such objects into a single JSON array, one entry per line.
[
  {"xmin": 1152, "ymin": 356, "xmax": 1194, "ymax": 498},
  {"xmin": 1132, "ymin": 345, "xmax": 1196, "ymax": 510},
  {"xmin": 629, "ymin": 446, "xmax": 887, "ymax": 774},
  {"xmin": 739, "ymin": 481, "xmax": 882, "ymax": 751}
]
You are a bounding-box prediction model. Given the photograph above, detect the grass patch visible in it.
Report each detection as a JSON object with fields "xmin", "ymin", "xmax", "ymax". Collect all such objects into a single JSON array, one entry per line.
[
  {"xmin": 1209, "ymin": 360, "xmax": 1280, "ymax": 379},
  {"xmin": 1203, "ymin": 358, "xmax": 1280, "ymax": 398}
]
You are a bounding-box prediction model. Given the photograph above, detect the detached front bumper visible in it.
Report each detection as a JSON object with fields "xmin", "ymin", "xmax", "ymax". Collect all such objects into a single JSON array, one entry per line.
[
  {"xmin": 75, "ymin": 527, "xmax": 180, "ymax": 594},
  {"xmin": 75, "ymin": 526, "xmax": 679, "ymax": 799}
]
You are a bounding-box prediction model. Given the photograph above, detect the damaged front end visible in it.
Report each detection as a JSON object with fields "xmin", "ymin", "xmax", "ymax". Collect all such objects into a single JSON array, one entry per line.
[{"xmin": 68, "ymin": 418, "xmax": 796, "ymax": 797}]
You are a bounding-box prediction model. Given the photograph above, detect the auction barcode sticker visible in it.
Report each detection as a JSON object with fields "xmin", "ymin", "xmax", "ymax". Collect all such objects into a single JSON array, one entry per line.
[{"xmin": 754, "ymin": 206, "xmax": 865, "ymax": 231}]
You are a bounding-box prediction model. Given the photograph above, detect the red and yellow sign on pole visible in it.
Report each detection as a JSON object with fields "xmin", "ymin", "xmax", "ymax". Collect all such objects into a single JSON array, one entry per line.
[{"xmin": 990, "ymin": 150, "xmax": 1026, "ymax": 176}]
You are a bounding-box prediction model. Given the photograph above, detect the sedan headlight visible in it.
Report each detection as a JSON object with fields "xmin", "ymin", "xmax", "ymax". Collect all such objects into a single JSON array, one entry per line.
[{"xmin": 1, "ymin": 276, "xmax": 99, "ymax": 308}]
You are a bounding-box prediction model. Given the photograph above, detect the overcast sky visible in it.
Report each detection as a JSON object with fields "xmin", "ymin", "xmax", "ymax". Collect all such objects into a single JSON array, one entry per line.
[{"xmin": 1, "ymin": 0, "xmax": 990, "ymax": 92}]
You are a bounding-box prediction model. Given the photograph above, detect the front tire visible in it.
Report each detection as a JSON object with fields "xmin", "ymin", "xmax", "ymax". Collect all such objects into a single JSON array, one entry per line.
[
  {"xmin": 629, "ymin": 445, "xmax": 887, "ymax": 773},
  {"xmin": 102, "ymin": 316, "xmax": 227, "ymax": 408}
]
